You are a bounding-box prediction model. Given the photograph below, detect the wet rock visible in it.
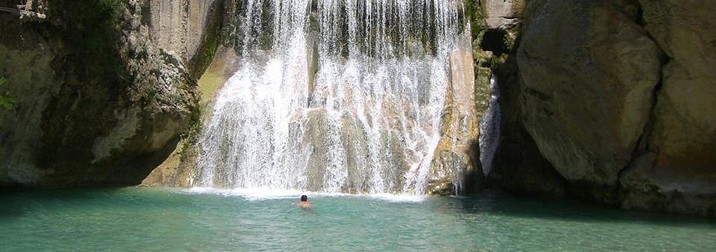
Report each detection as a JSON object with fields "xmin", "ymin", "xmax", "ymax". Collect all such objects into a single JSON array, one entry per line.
[
  {"xmin": 294, "ymin": 108, "xmax": 410, "ymax": 193},
  {"xmin": 486, "ymin": 54, "xmax": 567, "ymax": 198},
  {"xmin": 427, "ymin": 31, "xmax": 483, "ymax": 195},
  {"xmin": 143, "ymin": 45, "xmax": 239, "ymax": 187},
  {"xmin": 427, "ymin": 150, "xmax": 467, "ymax": 195}
]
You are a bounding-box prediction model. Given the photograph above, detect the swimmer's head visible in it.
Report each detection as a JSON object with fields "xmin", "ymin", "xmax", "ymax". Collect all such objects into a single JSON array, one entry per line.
[{"xmin": 300, "ymin": 195, "xmax": 308, "ymax": 201}]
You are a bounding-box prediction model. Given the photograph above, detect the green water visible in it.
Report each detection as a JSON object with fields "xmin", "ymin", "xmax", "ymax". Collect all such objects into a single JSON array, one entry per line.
[{"xmin": 1, "ymin": 188, "xmax": 714, "ymax": 251}]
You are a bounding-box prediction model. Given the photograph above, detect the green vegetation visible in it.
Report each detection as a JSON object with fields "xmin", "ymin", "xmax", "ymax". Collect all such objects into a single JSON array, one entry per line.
[
  {"xmin": 192, "ymin": 0, "xmax": 225, "ymax": 78},
  {"xmin": 0, "ymin": 77, "xmax": 15, "ymax": 110},
  {"xmin": 48, "ymin": 0, "xmax": 126, "ymax": 77},
  {"xmin": 462, "ymin": 0, "xmax": 487, "ymax": 41},
  {"xmin": 84, "ymin": 0, "xmax": 124, "ymax": 54}
]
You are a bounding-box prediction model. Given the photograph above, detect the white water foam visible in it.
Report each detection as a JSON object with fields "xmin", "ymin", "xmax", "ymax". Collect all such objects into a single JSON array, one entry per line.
[
  {"xmin": 183, "ymin": 187, "xmax": 426, "ymax": 203},
  {"xmin": 193, "ymin": 0, "xmax": 470, "ymax": 195}
]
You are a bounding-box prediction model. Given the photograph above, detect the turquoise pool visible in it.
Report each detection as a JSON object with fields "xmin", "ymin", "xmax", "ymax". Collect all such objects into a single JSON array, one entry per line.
[{"xmin": 1, "ymin": 188, "xmax": 714, "ymax": 251}]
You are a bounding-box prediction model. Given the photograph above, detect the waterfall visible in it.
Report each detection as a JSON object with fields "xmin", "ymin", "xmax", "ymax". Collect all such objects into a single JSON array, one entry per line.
[
  {"xmin": 193, "ymin": 0, "xmax": 473, "ymax": 194},
  {"xmin": 479, "ymin": 75, "xmax": 501, "ymax": 175}
]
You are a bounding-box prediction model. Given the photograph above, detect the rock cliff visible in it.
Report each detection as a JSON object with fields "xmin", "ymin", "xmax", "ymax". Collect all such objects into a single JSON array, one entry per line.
[
  {"xmin": 2, "ymin": 0, "xmax": 713, "ymax": 215},
  {"xmin": 480, "ymin": 0, "xmax": 716, "ymax": 216},
  {"xmin": 619, "ymin": 0, "xmax": 716, "ymax": 215},
  {"xmin": 0, "ymin": 0, "xmax": 220, "ymax": 186}
]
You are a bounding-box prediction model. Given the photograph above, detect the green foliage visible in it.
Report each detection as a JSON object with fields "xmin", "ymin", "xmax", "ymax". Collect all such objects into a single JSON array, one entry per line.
[
  {"xmin": 78, "ymin": 0, "xmax": 124, "ymax": 53},
  {"xmin": 48, "ymin": 0, "xmax": 126, "ymax": 75},
  {"xmin": 0, "ymin": 77, "xmax": 16, "ymax": 110},
  {"xmin": 462, "ymin": 0, "xmax": 487, "ymax": 41},
  {"xmin": 195, "ymin": 16, "xmax": 223, "ymax": 78}
]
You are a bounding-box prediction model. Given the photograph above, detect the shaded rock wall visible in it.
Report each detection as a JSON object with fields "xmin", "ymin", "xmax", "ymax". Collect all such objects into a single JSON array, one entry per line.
[
  {"xmin": 0, "ymin": 0, "xmax": 220, "ymax": 187},
  {"xmin": 517, "ymin": 0, "xmax": 663, "ymax": 203},
  {"xmin": 0, "ymin": 8, "xmax": 57, "ymax": 184},
  {"xmin": 487, "ymin": 41, "xmax": 567, "ymax": 199},
  {"xmin": 481, "ymin": 0, "xmax": 716, "ymax": 215}
]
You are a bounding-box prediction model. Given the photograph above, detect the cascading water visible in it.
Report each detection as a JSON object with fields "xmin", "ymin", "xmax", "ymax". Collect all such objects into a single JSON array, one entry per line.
[
  {"xmin": 479, "ymin": 75, "xmax": 501, "ymax": 175},
  {"xmin": 193, "ymin": 0, "xmax": 474, "ymax": 194}
]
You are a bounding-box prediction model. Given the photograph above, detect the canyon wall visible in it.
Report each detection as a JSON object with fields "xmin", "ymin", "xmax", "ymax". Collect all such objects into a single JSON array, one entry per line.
[
  {"xmin": 482, "ymin": 0, "xmax": 716, "ymax": 216},
  {"xmin": 2, "ymin": 0, "xmax": 713, "ymax": 215},
  {"xmin": 0, "ymin": 0, "xmax": 220, "ymax": 186}
]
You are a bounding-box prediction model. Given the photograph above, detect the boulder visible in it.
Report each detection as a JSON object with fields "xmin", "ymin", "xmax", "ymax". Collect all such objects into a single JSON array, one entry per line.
[
  {"xmin": 619, "ymin": 0, "xmax": 716, "ymax": 215},
  {"xmin": 516, "ymin": 0, "xmax": 663, "ymax": 203}
]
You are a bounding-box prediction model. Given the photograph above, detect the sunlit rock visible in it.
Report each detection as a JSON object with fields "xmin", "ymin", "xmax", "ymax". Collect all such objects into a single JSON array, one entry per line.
[{"xmin": 619, "ymin": 0, "xmax": 716, "ymax": 215}]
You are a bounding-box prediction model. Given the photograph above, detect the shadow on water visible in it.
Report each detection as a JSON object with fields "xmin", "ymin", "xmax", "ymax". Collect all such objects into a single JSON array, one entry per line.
[
  {"xmin": 447, "ymin": 190, "xmax": 716, "ymax": 227},
  {"xmin": 0, "ymin": 186, "xmax": 192, "ymax": 221},
  {"xmin": 0, "ymin": 187, "xmax": 120, "ymax": 219}
]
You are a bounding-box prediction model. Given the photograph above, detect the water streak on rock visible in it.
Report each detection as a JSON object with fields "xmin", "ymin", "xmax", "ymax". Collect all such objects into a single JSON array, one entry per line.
[{"xmin": 480, "ymin": 75, "xmax": 500, "ymax": 175}]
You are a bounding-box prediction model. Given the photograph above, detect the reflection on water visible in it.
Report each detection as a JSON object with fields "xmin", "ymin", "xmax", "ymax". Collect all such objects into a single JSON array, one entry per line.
[{"xmin": 1, "ymin": 188, "xmax": 715, "ymax": 251}]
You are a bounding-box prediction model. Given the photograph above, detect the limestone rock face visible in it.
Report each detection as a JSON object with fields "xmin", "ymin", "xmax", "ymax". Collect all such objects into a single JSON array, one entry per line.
[
  {"xmin": 146, "ymin": 0, "xmax": 215, "ymax": 60},
  {"xmin": 483, "ymin": 0, "xmax": 525, "ymax": 30},
  {"xmin": 0, "ymin": 0, "xmax": 211, "ymax": 187},
  {"xmin": 486, "ymin": 0, "xmax": 716, "ymax": 215},
  {"xmin": 142, "ymin": 46, "xmax": 239, "ymax": 187},
  {"xmin": 144, "ymin": 0, "xmax": 224, "ymax": 75},
  {"xmin": 619, "ymin": 0, "xmax": 716, "ymax": 215},
  {"xmin": 0, "ymin": 17, "xmax": 58, "ymax": 185},
  {"xmin": 516, "ymin": 0, "xmax": 663, "ymax": 203},
  {"xmin": 427, "ymin": 32, "xmax": 483, "ymax": 195}
]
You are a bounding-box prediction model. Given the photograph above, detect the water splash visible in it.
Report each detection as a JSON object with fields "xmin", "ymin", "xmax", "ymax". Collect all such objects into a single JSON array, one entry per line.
[{"xmin": 194, "ymin": 0, "xmax": 471, "ymax": 194}]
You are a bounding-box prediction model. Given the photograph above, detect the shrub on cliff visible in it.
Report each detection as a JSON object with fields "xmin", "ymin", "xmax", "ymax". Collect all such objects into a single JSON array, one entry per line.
[{"xmin": 0, "ymin": 77, "xmax": 14, "ymax": 110}]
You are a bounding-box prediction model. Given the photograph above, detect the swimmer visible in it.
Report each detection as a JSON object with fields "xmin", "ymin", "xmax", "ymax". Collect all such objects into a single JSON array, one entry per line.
[{"xmin": 297, "ymin": 195, "xmax": 312, "ymax": 208}]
